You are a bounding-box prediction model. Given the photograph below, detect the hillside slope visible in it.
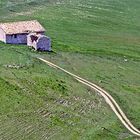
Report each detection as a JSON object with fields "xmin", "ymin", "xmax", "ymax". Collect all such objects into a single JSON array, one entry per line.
[{"xmin": 0, "ymin": 0, "xmax": 140, "ymax": 139}]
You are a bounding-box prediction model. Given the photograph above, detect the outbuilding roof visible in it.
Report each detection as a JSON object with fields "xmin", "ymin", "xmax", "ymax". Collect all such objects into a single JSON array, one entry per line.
[{"xmin": 0, "ymin": 20, "xmax": 45, "ymax": 34}]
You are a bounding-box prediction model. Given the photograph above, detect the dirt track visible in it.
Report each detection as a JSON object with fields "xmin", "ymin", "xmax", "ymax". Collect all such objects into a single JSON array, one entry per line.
[{"xmin": 38, "ymin": 57, "xmax": 140, "ymax": 137}]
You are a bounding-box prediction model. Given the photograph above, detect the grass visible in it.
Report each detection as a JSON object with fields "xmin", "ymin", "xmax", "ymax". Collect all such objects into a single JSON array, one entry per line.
[{"xmin": 0, "ymin": 0, "xmax": 140, "ymax": 139}]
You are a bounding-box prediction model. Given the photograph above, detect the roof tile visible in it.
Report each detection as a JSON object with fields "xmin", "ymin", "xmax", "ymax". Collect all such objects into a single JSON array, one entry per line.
[{"xmin": 0, "ymin": 20, "xmax": 45, "ymax": 34}]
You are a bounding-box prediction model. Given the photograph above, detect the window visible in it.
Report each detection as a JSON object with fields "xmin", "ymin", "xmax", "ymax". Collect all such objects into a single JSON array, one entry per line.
[{"xmin": 14, "ymin": 34, "xmax": 17, "ymax": 38}]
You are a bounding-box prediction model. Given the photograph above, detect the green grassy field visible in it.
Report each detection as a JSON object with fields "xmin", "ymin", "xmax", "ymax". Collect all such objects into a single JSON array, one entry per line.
[{"xmin": 0, "ymin": 0, "xmax": 140, "ymax": 139}]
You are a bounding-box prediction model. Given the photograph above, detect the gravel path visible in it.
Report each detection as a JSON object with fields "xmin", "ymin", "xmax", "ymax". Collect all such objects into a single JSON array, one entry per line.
[{"xmin": 38, "ymin": 57, "xmax": 140, "ymax": 137}]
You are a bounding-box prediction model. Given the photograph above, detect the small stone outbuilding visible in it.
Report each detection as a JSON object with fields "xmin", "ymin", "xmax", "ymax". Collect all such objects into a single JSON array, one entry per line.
[{"xmin": 27, "ymin": 33, "xmax": 51, "ymax": 51}]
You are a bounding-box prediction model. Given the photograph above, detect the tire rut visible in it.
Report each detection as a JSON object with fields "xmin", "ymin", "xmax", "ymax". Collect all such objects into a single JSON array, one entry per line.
[{"xmin": 38, "ymin": 57, "xmax": 140, "ymax": 137}]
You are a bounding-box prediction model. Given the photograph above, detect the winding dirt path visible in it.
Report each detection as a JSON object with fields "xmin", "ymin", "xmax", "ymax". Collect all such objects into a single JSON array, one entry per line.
[{"xmin": 38, "ymin": 57, "xmax": 140, "ymax": 136}]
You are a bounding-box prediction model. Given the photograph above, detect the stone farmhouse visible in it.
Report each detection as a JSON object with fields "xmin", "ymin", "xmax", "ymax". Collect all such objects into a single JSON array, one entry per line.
[{"xmin": 0, "ymin": 20, "xmax": 51, "ymax": 51}]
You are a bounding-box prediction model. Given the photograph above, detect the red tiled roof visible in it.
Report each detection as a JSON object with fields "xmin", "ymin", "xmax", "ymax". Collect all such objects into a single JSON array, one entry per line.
[{"xmin": 0, "ymin": 20, "xmax": 45, "ymax": 34}]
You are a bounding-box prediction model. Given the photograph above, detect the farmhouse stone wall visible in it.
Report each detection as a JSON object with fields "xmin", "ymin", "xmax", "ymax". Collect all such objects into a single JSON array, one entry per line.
[
  {"xmin": 6, "ymin": 34, "xmax": 27, "ymax": 44},
  {"xmin": 0, "ymin": 28, "xmax": 6, "ymax": 43},
  {"xmin": 36, "ymin": 37, "xmax": 51, "ymax": 51}
]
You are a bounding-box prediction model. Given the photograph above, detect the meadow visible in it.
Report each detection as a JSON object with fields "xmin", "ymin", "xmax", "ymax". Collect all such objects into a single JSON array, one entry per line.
[{"xmin": 0, "ymin": 0, "xmax": 140, "ymax": 139}]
